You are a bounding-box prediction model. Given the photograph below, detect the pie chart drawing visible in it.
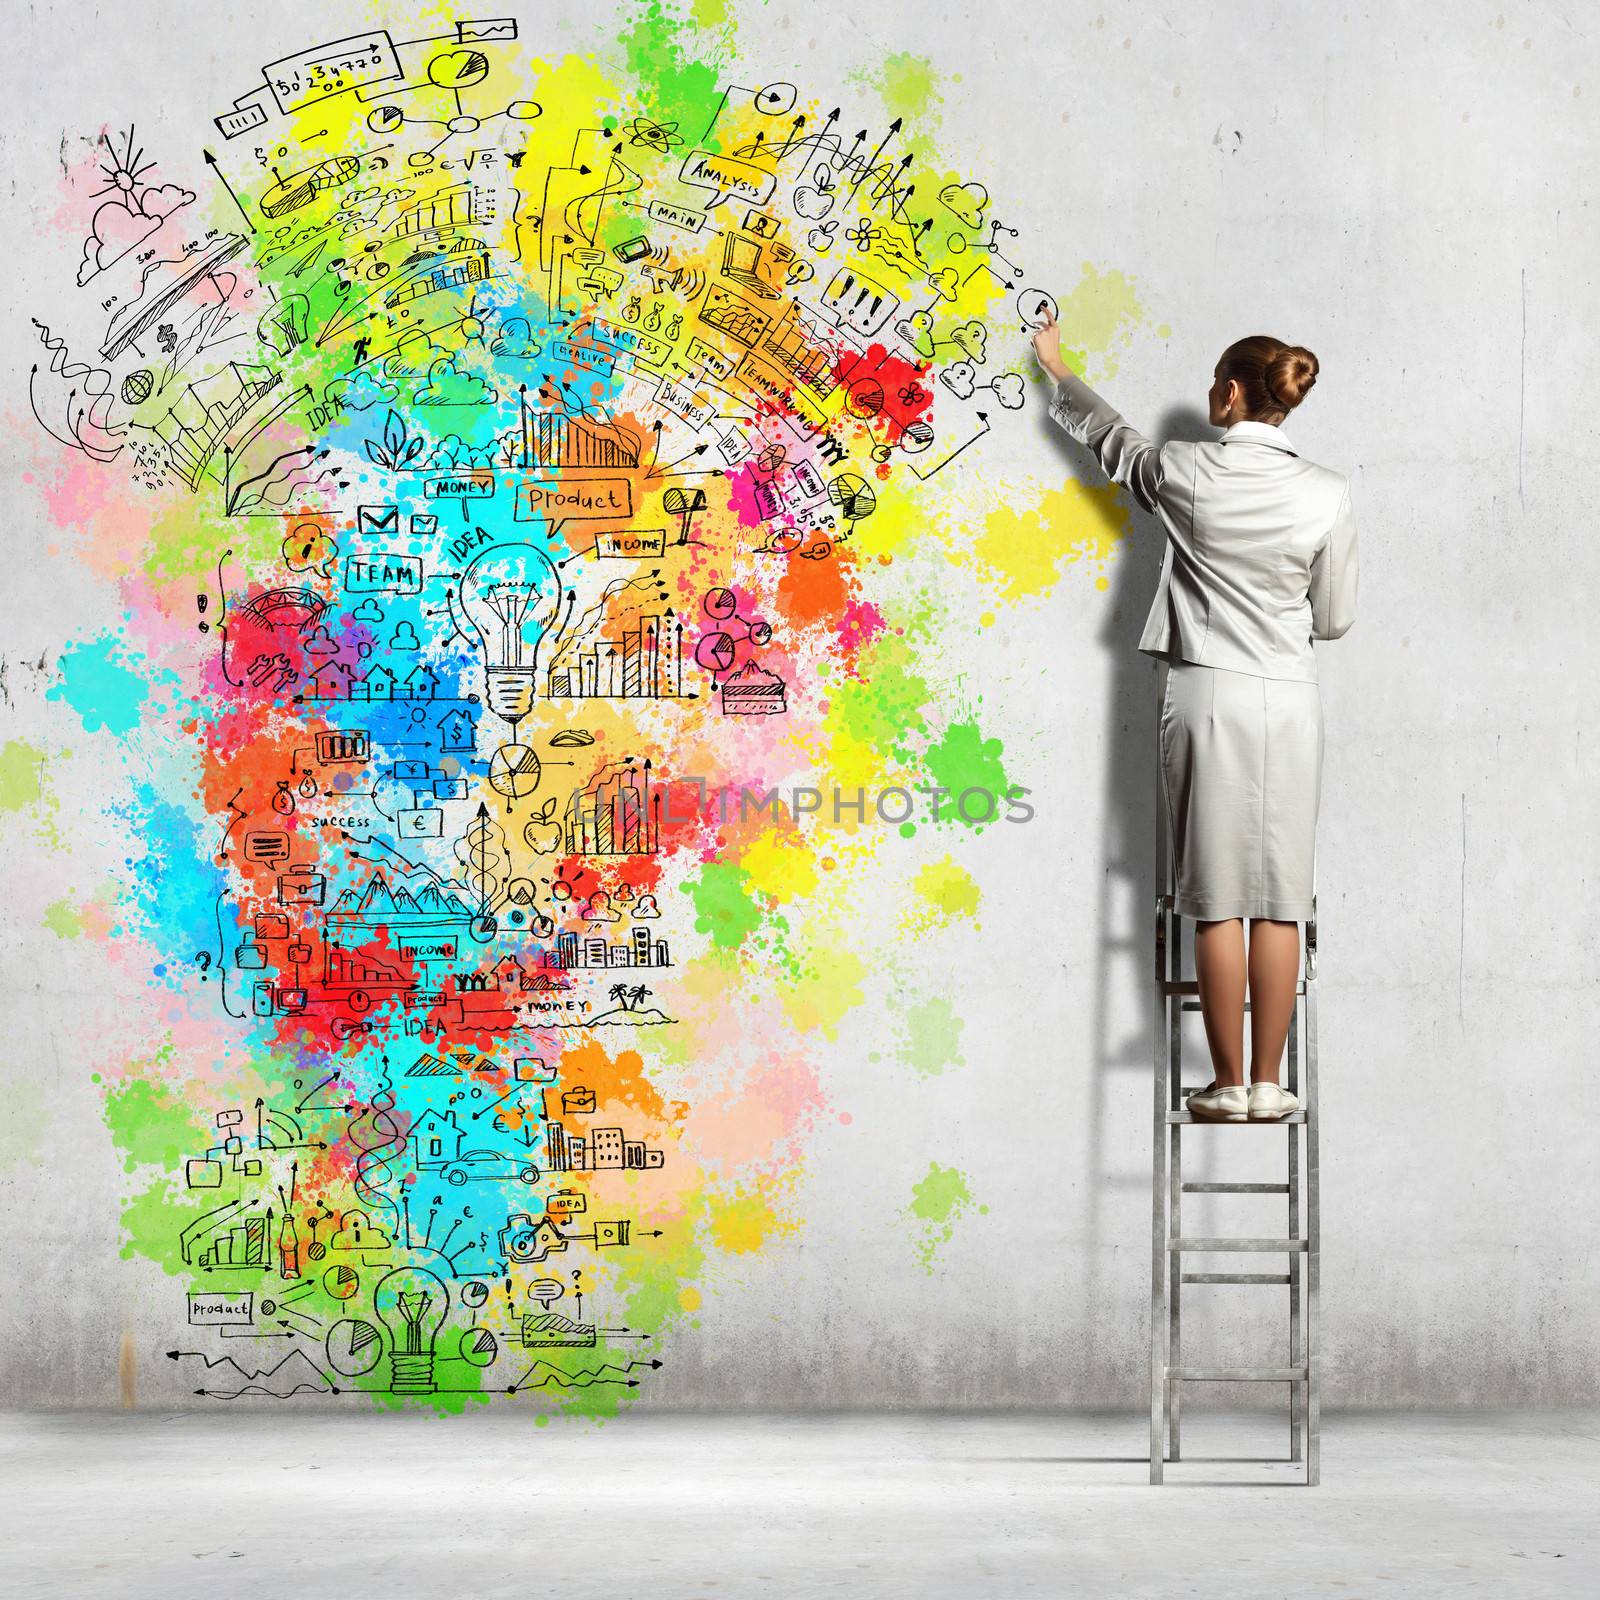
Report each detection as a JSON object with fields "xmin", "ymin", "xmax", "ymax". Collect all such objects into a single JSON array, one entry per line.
[
  {"xmin": 323, "ymin": 1263, "xmax": 360, "ymax": 1301},
  {"xmin": 459, "ymin": 1327, "xmax": 498, "ymax": 1367},
  {"xmin": 326, "ymin": 1317, "xmax": 383, "ymax": 1376},
  {"xmin": 695, "ymin": 632, "xmax": 738, "ymax": 673},
  {"xmin": 489, "ymin": 743, "xmax": 542, "ymax": 798}
]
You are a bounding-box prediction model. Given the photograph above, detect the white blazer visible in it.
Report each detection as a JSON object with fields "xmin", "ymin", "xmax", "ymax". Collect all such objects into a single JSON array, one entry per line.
[{"xmin": 1046, "ymin": 367, "xmax": 1358, "ymax": 682}]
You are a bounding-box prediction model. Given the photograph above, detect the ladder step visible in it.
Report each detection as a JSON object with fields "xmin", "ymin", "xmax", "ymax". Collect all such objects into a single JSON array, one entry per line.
[
  {"xmin": 1165, "ymin": 1110, "xmax": 1307, "ymax": 1124},
  {"xmin": 1170, "ymin": 1237, "xmax": 1308, "ymax": 1253},
  {"xmin": 1170, "ymin": 1366, "xmax": 1308, "ymax": 1382},
  {"xmin": 1181, "ymin": 1182, "xmax": 1290, "ymax": 1193},
  {"xmin": 1181, "ymin": 1272, "xmax": 1292, "ymax": 1284},
  {"xmin": 1161, "ymin": 980, "xmax": 1306, "ymax": 998}
]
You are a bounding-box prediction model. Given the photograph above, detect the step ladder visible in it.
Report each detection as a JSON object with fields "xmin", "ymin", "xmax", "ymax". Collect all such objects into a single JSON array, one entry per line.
[{"xmin": 1149, "ymin": 719, "xmax": 1321, "ymax": 1486}]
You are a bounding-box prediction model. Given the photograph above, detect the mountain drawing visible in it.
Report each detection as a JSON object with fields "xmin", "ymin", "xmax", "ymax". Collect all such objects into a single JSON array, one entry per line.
[{"xmin": 333, "ymin": 870, "xmax": 474, "ymax": 919}]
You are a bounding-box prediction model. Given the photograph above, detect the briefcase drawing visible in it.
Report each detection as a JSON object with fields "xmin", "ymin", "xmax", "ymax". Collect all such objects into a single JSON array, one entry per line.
[{"xmin": 276, "ymin": 866, "xmax": 327, "ymax": 906}]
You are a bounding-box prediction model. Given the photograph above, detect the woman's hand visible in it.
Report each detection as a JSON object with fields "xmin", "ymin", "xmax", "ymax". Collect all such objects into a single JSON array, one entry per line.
[{"xmin": 1030, "ymin": 308, "xmax": 1072, "ymax": 383}]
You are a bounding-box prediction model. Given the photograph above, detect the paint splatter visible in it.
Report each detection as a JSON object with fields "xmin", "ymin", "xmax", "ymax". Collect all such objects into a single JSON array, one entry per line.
[
  {"xmin": 20, "ymin": 0, "xmax": 1155, "ymax": 1415},
  {"xmin": 898, "ymin": 996, "xmax": 966, "ymax": 1078},
  {"xmin": 906, "ymin": 1161, "xmax": 984, "ymax": 1272}
]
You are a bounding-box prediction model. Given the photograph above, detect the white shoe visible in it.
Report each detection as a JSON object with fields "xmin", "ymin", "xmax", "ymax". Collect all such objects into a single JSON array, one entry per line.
[
  {"xmin": 1248, "ymin": 1081, "xmax": 1300, "ymax": 1120},
  {"xmin": 1187, "ymin": 1083, "xmax": 1248, "ymax": 1121}
]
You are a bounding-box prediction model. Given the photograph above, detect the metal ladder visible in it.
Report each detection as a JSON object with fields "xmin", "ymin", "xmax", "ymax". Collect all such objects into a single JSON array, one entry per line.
[{"xmin": 1149, "ymin": 716, "xmax": 1321, "ymax": 1485}]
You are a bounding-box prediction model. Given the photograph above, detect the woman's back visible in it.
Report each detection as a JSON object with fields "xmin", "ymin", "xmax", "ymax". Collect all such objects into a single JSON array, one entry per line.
[
  {"xmin": 1044, "ymin": 368, "xmax": 1358, "ymax": 680},
  {"xmin": 1148, "ymin": 422, "xmax": 1356, "ymax": 680}
]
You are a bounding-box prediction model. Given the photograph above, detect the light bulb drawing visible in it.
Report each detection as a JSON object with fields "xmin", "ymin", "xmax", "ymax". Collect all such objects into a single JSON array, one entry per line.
[
  {"xmin": 373, "ymin": 1265, "xmax": 450, "ymax": 1395},
  {"xmin": 456, "ymin": 540, "xmax": 570, "ymax": 730}
]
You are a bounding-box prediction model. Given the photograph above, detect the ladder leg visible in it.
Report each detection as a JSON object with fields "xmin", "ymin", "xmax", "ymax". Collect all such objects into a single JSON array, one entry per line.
[
  {"xmin": 1288, "ymin": 998, "xmax": 1303, "ymax": 1463},
  {"xmin": 1151, "ymin": 709, "xmax": 1170, "ymax": 1484},
  {"xmin": 1150, "ymin": 908, "xmax": 1168, "ymax": 1484},
  {"xmin": 1169, "ymin": 1119, "xmax": 1182, "ymax": 1461},
  {"xmin": 1305, "ymin": 907, "xmax": 1321, "ymax": 1486}
]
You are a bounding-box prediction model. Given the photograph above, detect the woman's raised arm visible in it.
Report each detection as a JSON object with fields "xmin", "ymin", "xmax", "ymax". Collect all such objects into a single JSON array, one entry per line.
[{"xmin": 1031, "ymin": 311, "xmax": 1164, "ymax": 514}]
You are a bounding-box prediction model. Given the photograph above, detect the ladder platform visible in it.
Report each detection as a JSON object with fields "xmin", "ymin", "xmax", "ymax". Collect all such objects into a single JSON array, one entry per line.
[
  {"xmin": 1169, "ymin": 1237, "xmax": 1308, "ymax": 1253},
  {"xmin": 1181, "ymin": 1271, "xmax": 1292, "ymax": 1284},
  {"xmin": 1169, "ymin": 1366, "xmax": 1308, "ymax": 1382},
  {"xmin": 1182, "ymin": 1182, "xmax": 1290, "ymax": 1193},
  {"xmin": 1164, "ymin": 1109, "xmax": 1307, "ymax": 1124}
]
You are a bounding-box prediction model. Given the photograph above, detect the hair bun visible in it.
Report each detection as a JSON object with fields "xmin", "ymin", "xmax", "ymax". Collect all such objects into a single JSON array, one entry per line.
[{"xmin": 1265, "ymin": 345, "xmax": 1319, "ymax": 410}]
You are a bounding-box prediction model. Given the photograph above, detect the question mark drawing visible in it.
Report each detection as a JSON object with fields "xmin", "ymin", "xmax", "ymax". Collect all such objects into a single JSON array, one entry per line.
[{"xmin": 195, "ymin": 951, "xmax": 212, "ymax": 981}]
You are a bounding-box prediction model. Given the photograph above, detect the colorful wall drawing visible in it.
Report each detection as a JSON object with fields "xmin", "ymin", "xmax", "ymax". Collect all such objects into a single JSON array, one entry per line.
[{"xmin": 19, "ymin": 4, "xmax": 1147, "ymax": 1413}]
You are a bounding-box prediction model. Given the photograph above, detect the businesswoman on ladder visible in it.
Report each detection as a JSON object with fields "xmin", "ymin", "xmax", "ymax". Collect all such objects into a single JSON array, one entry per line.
[{"xmin": 1032, "ymin": 318, "xmax": 1358, "ymax": 1120}]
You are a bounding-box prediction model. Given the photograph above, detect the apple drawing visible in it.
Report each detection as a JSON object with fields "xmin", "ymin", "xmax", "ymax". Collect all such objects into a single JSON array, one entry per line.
[{"xmin": 522, "ymin": 797, "xmax": 564, "ymax": 855}]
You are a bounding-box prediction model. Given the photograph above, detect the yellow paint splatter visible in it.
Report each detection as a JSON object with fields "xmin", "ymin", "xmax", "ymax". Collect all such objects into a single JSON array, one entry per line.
[
  {"xmin": 973, "ymin": 477, "xmax": 1129, "ymax": 601},
  {"xmin": 901, "ymin": 856, "xmax": 982, "ymax": 936},
  {"xmin": 780, "ymin": 948, "xmax": 866, "ymax": 1037},
  {"xmin": 739, "ymin": 828, "xmax": 822, "ymax": 903},
  {"xmin": 708, "ymin": 1180, "xmax": 798, "ymax": 1255}
]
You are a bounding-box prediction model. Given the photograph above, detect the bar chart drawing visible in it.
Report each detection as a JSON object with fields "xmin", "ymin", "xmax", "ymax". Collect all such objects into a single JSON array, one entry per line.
[
  {"xmin": 523, "ymin": 408, "xmax": 641, "ymax": 469},
  {"xmin": 563, "ymin": 762, "xmax": 659, "ymax": 856},
  {"xmin": 547, "ymin": 613, "xmax": 686, "ymax": 700},
  {"xmin": 184, "ymin": 1206, "xmax": 270, "ymax": 1270},
  {"xmin": 388, "ymin": 184, "xmax": 487, "ymax": 240},
  {"xmin": 384, "ymin": 251, "xmax": 491, "ymax": 312},
  {"xmin": 759, "ymin": 309, "xmax": 838, "ymax": 400}
]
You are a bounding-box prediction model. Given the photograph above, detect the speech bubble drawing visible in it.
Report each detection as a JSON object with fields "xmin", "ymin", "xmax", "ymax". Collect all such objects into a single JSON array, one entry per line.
[
  {"xmin": 677, "ymin": 149, "xmax": 775, "ymax": 211},
  {"xmin": 515, "ymin": 477, "xmax": 634, "ymax": 536}
]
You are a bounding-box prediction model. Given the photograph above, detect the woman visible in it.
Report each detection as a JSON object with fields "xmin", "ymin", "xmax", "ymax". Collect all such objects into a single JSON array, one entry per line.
[{"xmin": 1031, "ymin": 318, "xmax": 1357, "ymax": 1121}]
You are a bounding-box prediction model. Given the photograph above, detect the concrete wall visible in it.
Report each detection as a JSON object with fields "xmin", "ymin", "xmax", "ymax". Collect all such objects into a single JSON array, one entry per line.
[{"xmin": 2, "ymin": 0, "xmax": 1596, "ymax": 1409}]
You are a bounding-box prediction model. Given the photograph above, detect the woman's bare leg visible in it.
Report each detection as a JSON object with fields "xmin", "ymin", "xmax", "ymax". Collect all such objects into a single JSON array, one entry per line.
[
  {"xmin": 1194, "ymin": 917, "xmax": 1247, "ymax": 1088},
  {"xmin": 1247, "ymin": 918, "xmax": 1300, "ymax": 1085}
]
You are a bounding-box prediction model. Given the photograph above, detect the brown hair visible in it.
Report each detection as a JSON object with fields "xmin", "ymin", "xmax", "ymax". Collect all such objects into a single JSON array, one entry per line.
[{"xmin": 1216, "ymin": 336, "xmax": 1320, "ymax": 424}]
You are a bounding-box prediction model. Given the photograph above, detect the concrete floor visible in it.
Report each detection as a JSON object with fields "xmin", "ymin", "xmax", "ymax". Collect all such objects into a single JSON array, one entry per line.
[{"xmin": 3, "ymin": 1409, "xmax": 1595, "ymax": 1598}]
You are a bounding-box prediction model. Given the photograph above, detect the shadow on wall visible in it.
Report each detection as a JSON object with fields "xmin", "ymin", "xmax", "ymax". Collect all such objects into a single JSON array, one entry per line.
[{"xmin": 1038, "ymin": 396, "xmax": 1213, "ymax": 1398}]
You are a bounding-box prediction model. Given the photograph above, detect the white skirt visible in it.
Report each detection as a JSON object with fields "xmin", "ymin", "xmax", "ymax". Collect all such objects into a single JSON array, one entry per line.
[{"xmin": 1159, "ymin": 659, "xmax": 1323, "ymax": 922}]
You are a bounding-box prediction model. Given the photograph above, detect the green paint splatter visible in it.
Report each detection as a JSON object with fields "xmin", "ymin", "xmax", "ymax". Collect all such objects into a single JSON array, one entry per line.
[
  {"xmin": 849, "ymin": 51, "xmax": 945, "ymax": 126},
  {"xmin": 0, "ymin": 738, "xmax": 64, "ymax": 847},
  {"xmin": 1054, "ymin": 263, "xmax": 1148, "ymax": 382},
  {"xmin": 900, "ymin": 996, "xmax": 964, "ymax": 1077},
  {"xmin": 100, "ymin": 1073, "xmax": 219, "ymax": 1267},
  {"xmin": 906, "ymin": 1160, "xmax": 984, "ymax": 1272},
  {"xmin": 831, "ymin": 632, "xmax": 932, "ymax": 761},
  {"xmin": 780, "ymin": 948, "xmax": 866, "ymax": 1038},
  {"xmin": 615, "ymin": 1, "xmax": 729, "ymax": 144},
  {"xmin": 923, "ymin": 720, "xmax": 1010, "ymax": 829},
  {"xmin": 103, "ymin": 1074, "xmax": 212, "ymax": 1178},
  {"xmin": 682, "ymin": 861, "xmax": 765, "ymax": 950},
  {"xmin": 0, "ymin": 740, "xmax": 46, "ymax": 812},
  {"xmin": 0, "ymin": 1075, "xmax": 48, "ymax": 1174}
]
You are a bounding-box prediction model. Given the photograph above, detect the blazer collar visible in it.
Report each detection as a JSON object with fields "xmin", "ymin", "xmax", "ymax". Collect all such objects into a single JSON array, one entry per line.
[{"xmin": 1220, "ymin": 418, "xmax": 1297, "ymax": 455}]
